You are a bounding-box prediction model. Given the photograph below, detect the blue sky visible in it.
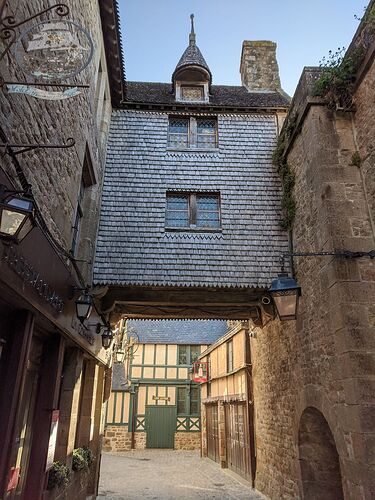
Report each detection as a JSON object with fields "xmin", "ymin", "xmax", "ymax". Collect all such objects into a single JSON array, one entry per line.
[{"xmin": 118, "ymin": 0, "xmax": 363, "ymax": 96}]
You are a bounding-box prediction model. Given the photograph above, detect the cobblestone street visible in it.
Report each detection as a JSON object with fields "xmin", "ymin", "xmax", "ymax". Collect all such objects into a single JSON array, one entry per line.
[{"xmin": 98, "ymin": 450, "xmax": 266, "ymax": 499}]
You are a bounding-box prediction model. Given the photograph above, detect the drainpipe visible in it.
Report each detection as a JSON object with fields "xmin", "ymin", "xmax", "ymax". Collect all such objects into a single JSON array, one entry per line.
[{"xmin": 131, "ymin": 387, "xmax": 138, "ymax": 450}]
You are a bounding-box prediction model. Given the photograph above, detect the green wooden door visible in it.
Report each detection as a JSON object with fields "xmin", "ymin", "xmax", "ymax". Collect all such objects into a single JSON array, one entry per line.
[{"xmin": 145, "ymin": 406, "xmax": 177, "ymax": 449}]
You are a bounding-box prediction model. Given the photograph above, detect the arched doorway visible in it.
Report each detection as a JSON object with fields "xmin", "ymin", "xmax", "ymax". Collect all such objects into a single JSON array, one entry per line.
[{"xmin": 298, "ymin": 407, "xmax": 344, "ymax": 500}]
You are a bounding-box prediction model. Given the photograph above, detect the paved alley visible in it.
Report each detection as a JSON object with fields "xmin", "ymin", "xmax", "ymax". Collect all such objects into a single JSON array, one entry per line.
[{"xmin": 98, "ymin": 450, "xmax": 265, "ymax": 500}]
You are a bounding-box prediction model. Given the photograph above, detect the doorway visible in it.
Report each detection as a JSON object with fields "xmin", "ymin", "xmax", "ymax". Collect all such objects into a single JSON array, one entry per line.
[{"xmin": 145, "ymin": 406, "xmax": 177, "ymax": 448}]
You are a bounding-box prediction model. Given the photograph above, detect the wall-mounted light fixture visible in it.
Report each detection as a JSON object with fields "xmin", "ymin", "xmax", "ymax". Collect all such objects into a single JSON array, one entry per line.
[
  {"xmin": 75, "ymin": 290, "xmax": 93, "ymax": 324},
  {"xmin": 270, "ymin": 249, "xmax": 375, "ymax": 321},
  {"xmin": 98, "ymin": 324, "xmax": 113, "ymax": 349},
  {"xmin": 0, "ymin": 184, "xmax": 35, "ymax": 243}
]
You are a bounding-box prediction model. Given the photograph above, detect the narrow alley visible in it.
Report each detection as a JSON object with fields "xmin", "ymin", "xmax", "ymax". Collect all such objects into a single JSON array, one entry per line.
[{"xmin": 98, "ymin": 450, "xmax": 264, "ymax": 500}]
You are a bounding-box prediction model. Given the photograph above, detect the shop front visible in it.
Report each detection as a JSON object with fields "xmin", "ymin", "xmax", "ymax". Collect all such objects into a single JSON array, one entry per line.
[{"xmin": 0, "ymin": 192, "xmax": 111, "ymax": 499}]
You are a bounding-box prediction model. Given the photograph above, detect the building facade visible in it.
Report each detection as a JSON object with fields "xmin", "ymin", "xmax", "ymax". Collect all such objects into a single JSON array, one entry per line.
[
  {"xmin": 199, "ymin": 322, "xmax": 255, "ymax": 484},
  {"xmin": 103, "ymin": 320, "xmax": 227, "ymax": 451},
  {"xmin": 0, "ymin": 1, "xmax": 124, "ymax": 498},
  {"xmin": 249, "ymin": 3, "xmax": 375, "ymax": 499}
]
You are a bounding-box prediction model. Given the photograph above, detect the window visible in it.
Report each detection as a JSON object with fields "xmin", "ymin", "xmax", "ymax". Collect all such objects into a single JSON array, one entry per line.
[
  {"xmin": 227, "ymin": 339, "xmax": 233, "ymax": 373},
  {"xmin": 166, "ymin": 192, "xmax": 220, "ymax": 230},
  {"xmin": 168, "ymin": 116, "xmax": 217, "ymax": 149},
  {"xmin": 177, "ymin": 386, "xmax": 200, "ymax": 415},
  {"xmin": 181, "ymin": 85, "xmax": 204, "ymax": 101},
  {"xmin": 178, "ymin": 345, "xmax": 202, "ymax": 365}
]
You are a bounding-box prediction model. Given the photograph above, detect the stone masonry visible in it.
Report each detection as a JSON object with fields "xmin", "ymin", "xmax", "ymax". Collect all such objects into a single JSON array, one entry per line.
[
  {"xmin": 250, "ymin": 28, "xmax": 375, "ymax": 500},
  {"xmin": 240, "ymin": 41, "xmax": 282, "ymax": 92}
]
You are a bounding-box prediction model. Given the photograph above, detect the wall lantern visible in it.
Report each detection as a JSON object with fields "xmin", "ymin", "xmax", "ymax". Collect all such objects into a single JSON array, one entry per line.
[
  {"xmin": 269, "ymin": 275, "xmax": 301, "ymax": 321},
  {"xmin": 0, "ymin": 184, "xmax": 35, "ymax": 243},
  {"xmin": 114, "ymin": 347, "xmax": 126, "ymax": 364},
  {"xmin": 101, "ymin": 326, "xmax": 113, "ymax": 350},
  {"xmin": 75, "ymin": 291, "xmax": 93, "ymax": 324}
]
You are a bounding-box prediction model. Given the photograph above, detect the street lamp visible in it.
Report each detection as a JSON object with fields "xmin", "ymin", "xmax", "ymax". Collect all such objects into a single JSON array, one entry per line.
[
  {"xmin": 101, "ymin": 326, "xmax": 113, "ymax": 349},
  {"xmin": 0, "ymin": 184, "xmax": 35, "ymax": 243},
  {"xmin": 75, "ymin": 291, "xmax": 93, "ymax": 324},
  {"xmin": 269, "ymin": 275, "xmax": 301, "ymax": 321},
  {"xmin": 114, "ymin": 346, "xmax": 126, "ymax": 363}
]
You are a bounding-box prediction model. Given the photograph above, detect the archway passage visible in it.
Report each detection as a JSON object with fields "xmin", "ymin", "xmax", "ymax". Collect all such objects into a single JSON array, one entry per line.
[{"xmin": 298, "ymin": 407, "xmax": 344, "ymax": 500}]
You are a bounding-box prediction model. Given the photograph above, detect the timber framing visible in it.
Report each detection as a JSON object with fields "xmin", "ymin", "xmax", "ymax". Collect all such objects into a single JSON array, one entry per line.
[{"xmin": 100, "ymin": 285, "xmax": 272, "ymax": 324}]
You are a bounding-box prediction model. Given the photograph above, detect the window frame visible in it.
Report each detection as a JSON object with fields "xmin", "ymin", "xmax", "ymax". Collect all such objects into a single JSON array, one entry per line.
[
  {"xmin": 166, "ymin": 192, "xmax": 221, "ymax": 232},
  {"xmin": 177, "ymin": 345, "xmax": 202, "ymax": 366},
  {"xmin": 227, "ymin": 339, "xmax": 234, "ymax": 373},
  {"xmin": 167, "ymin": 116, "xmax": 218, "ymax": 150}
]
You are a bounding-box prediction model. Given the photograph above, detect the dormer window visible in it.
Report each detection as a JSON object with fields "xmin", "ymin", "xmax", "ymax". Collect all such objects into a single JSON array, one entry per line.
[{"xmin": 181, "ymin": 85, "xmax": 204, "ymax": 101}]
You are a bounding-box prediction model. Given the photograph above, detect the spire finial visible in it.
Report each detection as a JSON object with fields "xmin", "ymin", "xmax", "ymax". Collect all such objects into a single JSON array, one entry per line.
[{"xmin": 189, "ymin": 13, "xmax": 196, "ymax": 45}]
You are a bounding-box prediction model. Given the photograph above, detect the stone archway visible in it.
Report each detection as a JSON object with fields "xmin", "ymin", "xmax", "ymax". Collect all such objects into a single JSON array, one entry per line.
[{"xmin": 298, "ymin": 407, "xmax": 344, "ymax": 500}]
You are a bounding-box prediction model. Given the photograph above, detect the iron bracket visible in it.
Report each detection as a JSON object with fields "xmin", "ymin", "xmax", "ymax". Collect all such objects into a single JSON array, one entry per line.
[
  {"xmin": 0, "ymin": 3, "xmax": 69, "ymax": 62},
  {"xmin": 0, "ymin": 137, "xmax": 75, "ymax": 156}
]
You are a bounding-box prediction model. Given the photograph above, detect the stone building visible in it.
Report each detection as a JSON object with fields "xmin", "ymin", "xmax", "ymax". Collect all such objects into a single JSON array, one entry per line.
[
  {"xmin": 0, "ymin": 1, "xmax": 123, "ymax": 498},
  {"xmin": 103, "ymin": 320, "xmax": 227, "ymax": 452},
  {"xmin": 249, "ymin": 3, "xmax": 375, "ymax": 499}
]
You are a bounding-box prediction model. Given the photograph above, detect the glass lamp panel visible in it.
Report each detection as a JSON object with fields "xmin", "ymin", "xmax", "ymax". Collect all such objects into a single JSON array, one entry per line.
[
  {"xmin": 76, "ymin": 301, "xmax": 92, "ymax": 321},
  {"xmin": 16, "ymin": 217, "xmax": 34, "ymax": 241},
  {"xmin": 273, "ymin": 292, "xmax": 298, "ymax": 320},
  {"xmin": 7, "ymin": 197, "xmax": 33, "ymax": 211},
  {"xmin": 0, "ymin": 209, "xmax": 26, "ymax": 235}
]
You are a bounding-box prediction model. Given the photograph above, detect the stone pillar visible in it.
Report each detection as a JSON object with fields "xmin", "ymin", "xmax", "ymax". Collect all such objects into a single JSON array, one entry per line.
[
  {"xmin": 240, "ymin": 41, "xmax": 281, "ymax": 91},
  {"xmin": 54, "ymin": 348, "xmax": 83, "ymax": 466}
]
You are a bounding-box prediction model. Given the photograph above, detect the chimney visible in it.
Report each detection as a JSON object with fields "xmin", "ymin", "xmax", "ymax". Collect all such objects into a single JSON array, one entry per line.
[{"xmin": 240, "ymin": 41, "xmax": 281, "ymax": 91}]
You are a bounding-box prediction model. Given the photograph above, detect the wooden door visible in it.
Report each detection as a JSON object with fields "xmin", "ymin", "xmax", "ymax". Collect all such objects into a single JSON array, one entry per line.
[
  {"xmin": 206, "ymin": 404, "xmax": 219, "ymax": 463},
  {"xmin": 225, "ymin": 402, "xmax": 251, "ymax": 481},
  {"xmin": 145, "ymin": 406, "xmax": 176, "ymax": 449}
]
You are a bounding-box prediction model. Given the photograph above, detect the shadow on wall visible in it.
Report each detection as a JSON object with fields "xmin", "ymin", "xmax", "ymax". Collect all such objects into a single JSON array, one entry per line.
[{"xmin": 298, "ymin": 407, "xmax": 344, "ymax": 500}]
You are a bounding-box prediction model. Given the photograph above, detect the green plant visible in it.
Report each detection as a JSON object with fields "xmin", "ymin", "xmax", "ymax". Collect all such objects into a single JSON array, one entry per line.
[
  {"xmin": 273, "ymin": 122, "xmax": 296, "ymax": 231},
  {"xmin": 47, "ymin": 461, "xmax": 71, "ymax": 490},
  {"xmin": 313, "ymin": 48, "xmax": 356, "ymax": 108},
  {"xmin": 350, "ymin": 151, "xmax": 362, "ymax": 168},
  {"xmin": 72, "ymin": 447, "xmax": 94, "ymax": 472}
]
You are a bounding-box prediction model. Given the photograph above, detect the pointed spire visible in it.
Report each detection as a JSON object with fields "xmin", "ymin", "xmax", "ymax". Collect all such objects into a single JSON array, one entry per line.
[{"xmin": 189, "ymin": 14, "xmax": 196, "ymax": 45}]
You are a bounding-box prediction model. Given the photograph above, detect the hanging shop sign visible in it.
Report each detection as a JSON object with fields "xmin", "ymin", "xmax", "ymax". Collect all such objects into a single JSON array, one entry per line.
[
  {"xmin": 1, "ymin": 244, "xmax": 64, "ymax": 312},
  {"xmin": 6, "ymin": 84, "xmax": 81, "ymax": 100},
  {"xmin": 14, "ymin": 20, "xmax": 94, "ymax": 81}
]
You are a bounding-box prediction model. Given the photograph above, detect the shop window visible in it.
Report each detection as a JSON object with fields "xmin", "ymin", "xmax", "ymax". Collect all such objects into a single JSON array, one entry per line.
[{"xmin": 166, "ymin": 192, "xmax": 220, "ymax": 230}]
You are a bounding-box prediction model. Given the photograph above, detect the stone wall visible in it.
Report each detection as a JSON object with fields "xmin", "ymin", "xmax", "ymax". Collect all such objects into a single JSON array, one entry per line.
[
  {"xmin": 240, "ymin": 41, "xmax": 281, "ymax": 92},
  {"xmin": 103, "ymin": 426, "xmax": 200, "ymax": 451},
  {"xmin": 0, "ymin": 0, "xmax": 112, "ymax": 282},
  {"xmin": 251, "ymin": 53, "xmax": 375, "ymax": 500},
  {"xmin": 174, "ymin": 432, "xmax": 201, "ymax": 450}
]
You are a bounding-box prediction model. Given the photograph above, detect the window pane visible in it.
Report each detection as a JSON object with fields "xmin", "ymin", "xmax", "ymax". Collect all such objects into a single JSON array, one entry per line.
[
  {"xmin": 196, "ymin": 211, "xmax": 220, "ymax": 228},
  {"xmin": 169, "ymin": 119, "xmax": 188, "ymax": 133},
  {"xmin": 197, "ymin": 120, "xmax": 216, "ymax": 132},
  {"xmin": 169, "ymin": 118, "xmax": 188, "ymax": 148},
  {"xmin": 178, "ymin": 346, "xmax": 188, "ymax": 365},
  {"xmin": 190, "ymin": 386, "xmax": 199, "ymax": 415},
  {"xmin": 196, "ymin": 196, "xmax": 219, "ymax": 210},
  {"xmin": 197, "ymin": 119, "xmax": 216, "ymax": 148},
  {"xmin": 167, "ymin": 196, "xmax": 188, "ymax": 210},
  {"xmin": 190, "ymin": 346, "xmax": 200, "ymax": 364},
  {"xmin": 177, "ymin": 387, "xmax": 187, "ymax": 414},
  {"xmin": 166, "ymin": 210, "xmax": 189, "ymax": 227}
]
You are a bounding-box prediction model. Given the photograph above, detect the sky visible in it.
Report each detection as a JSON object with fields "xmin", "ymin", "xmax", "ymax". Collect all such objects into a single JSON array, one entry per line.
[{"xmin": 118, "ymin": 0, "xmax": 364, "ymax": 97}]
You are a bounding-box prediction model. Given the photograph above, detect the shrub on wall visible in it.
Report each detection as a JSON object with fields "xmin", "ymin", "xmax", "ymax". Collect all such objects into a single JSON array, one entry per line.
[
  {"xmin": 47, "ymin": 461, "xmax": 71, "ymax": 490},
  {"xmin": 72, "ymin": 447, "xmax": 94, "ymax": 472}
]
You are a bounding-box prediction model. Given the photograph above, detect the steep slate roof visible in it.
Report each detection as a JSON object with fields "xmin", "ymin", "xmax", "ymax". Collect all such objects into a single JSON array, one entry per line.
[
  {"xmin": 174, "ymin": 43, "xmax": 211, "ymax": 77},
  {"xmin": 125, "ymin": 81, "xmax": 289, "ymax": 108},
  {"xmin": 127, "ymin": 319, "xmax": 228, "ymax": 344}
]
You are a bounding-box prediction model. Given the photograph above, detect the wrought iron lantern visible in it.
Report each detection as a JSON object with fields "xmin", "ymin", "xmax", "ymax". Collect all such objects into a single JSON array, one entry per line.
[
  {"xmin": 114, "ymin": 346, "xmax": 126, "ymax": 364},
  {"xmin": 0, "ymin": 184, "xmax": 35, "ymax": 243},
  {"xmin": 101, "ymin": 326, "xmax": 113, "ymax": 349},
  {"xmin": 269, "ymin": 275, "xmax": 301, "ymax": 321},
  {"xmin": 75, "ymin": 291, "xmax": 93, "ymax": 324}
]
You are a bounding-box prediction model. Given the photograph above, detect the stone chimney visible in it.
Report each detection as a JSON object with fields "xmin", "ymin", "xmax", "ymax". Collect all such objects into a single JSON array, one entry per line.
[{"xmin": 240, "ymin": 41, "xmax": 281, "ymax": 91}]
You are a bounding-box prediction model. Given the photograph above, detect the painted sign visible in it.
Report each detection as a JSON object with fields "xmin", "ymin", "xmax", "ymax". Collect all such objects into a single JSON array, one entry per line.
[
  {"xmin": 152, "ymin": 396, "xmax": 170, "ymax": 402},
  {"xmin": 46, "ymin": 410, "xmax": 59, "ymax": 471},
  {"xmin": 2, "ymin": 244, "xmax": 64, "ymax": 312},
  {"xmin": 6, "ymin": 84, "xmax": 81, "ymax": 100},
  {"xmin": 6, "ymin": 467, "xmax": 20, "ymax": 492}
]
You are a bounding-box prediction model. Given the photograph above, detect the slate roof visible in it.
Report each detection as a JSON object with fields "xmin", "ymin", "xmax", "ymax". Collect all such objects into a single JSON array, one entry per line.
[
  {"xmin": 127, "ymin": 319, "xmax": 228, "ymax": 344},
  {"xmin": 93, "ymin": 110, "xmax": 290, "ymax": 289},
  {"xmin": 125, "ymin": 81, "xmax": 289, "ymax": 108},
  {"xmin": 173, "ymin": 44, "xmax": 212, "ymax": 82}
]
